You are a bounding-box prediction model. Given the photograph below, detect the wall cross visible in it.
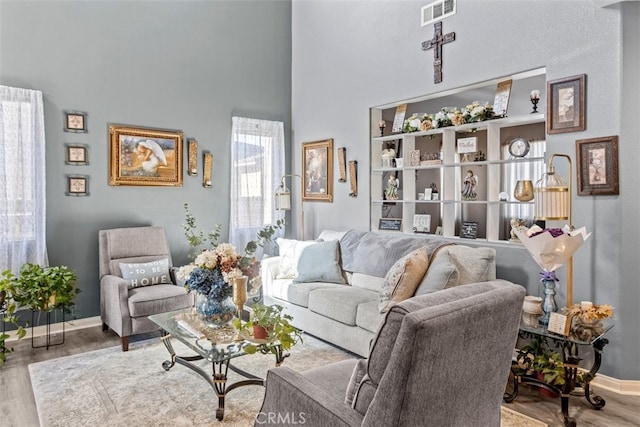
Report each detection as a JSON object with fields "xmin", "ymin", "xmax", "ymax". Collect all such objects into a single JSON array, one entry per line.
[{"xmin": 421, "ymin": 21, "xmax": 456, "ymax": 84}]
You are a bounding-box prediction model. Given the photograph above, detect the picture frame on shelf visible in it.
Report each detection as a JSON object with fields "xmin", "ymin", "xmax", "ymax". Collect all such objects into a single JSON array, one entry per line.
[
  {"xmin": 576, "ymin": 135, "xmax": 619, "ymax": 196},
  {"xmin": 65, "ymin": 144, "xmax": 89, "ymax": 165},
  {"xmin": 65, "ymin": 174, "xmax": 89, "ymax": 196},
  {"xmin": 460, "ymin": 221, "xmax": 478, "ymax": 239},
  {"xmin": 413, "ymin": 214, "xmax": 431, "ymax": 234},
  {"xmin": 547, "ymin": 74, "xmax": 586, "ymax": 134},
  {"xmin": 379, "ymin": 218, "xmax": 402, "ymax": 231},
  {"xmin": 302, "ymin": 138, "xmax": 333, "ymax": 202},
  {"xmin": 493, "ymin": 79, "xmax": 512, "ymax": 117},
  {"xmin": 391, "ymin": 104, "xmax": 407, "ymax": 133},
  {"xmin": 108, "ymin": 124, "xmax": 184, "ymax": 187},
  {"xmin": 64, "ymin": 111, "xmax": 88, "ymax": 133}
]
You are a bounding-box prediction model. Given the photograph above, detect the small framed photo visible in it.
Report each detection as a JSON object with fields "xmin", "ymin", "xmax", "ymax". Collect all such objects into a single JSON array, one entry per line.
[
  {"xmin": 413, "ymin": 214, "xmax": 431, "ymax": 233},
  {"xmin": 66, "ymin": 175, "xmax": 89, "ymax": 196},
  {"xmin": 460, "ymin": 221, "xmax": 478, "ymax": 239},
  {"xmin": 302, "ymin": 138, "xmax": 333, "ymax": 202},
  {"xmin": 379, "ymin": 218, "xmax": 402, "ymax": 231},
  {"xmin": 576, "ymin": 135, "xmax": 619, "ymax": 196},
  {"xmin": 64, "ymin": 111, "xmax": 88, "ymax": 133},
  {"xmin": 493, "ymin": 79, "xmax": 512, "ymax": 117},
  {"xmin": 547, "ymin": 74, "xmax": 586, "ymax": 134},
  {"xmin": 65, "ymin": 144, "xmax": 89, "ymax": 165},
  {"xmin": 457, "ymin": 137, "xmax": 477, "ymax": 154}
]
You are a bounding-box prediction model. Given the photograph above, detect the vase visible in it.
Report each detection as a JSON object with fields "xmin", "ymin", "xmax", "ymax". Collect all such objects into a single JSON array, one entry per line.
[
  {"xmin": 522, "ymin": 295, "xmax": 543, "ymax": 327},
  {"xmin": 538, "ymin": 279, "xmax": 558, "ymax": 327},
  {"xmin": 572, "ymin": 317, "xmax": 604, "ymax": 341},
  {"xmin": 195, "ymin": 292, "xmax": 236, "ymax": 328}
]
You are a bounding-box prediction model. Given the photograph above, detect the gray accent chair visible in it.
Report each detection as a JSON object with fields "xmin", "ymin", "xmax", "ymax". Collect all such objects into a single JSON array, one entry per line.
[
  {"xmin": 257, "ymin": 280, "xmax": 525, "ymax": 427},
  {"xmin": 99, "ymin": 226, "xmax": 193, "ymax": 351}
]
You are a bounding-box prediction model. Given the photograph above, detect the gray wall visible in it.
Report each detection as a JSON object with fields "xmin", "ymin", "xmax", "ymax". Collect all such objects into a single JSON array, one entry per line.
[
  {"xmin": 292, "ymin": 0, "xmax": 639, "ymax": 380},
  {"xmin": 0, "ymin": 1, "xmax": 291, "ymax": 321}
]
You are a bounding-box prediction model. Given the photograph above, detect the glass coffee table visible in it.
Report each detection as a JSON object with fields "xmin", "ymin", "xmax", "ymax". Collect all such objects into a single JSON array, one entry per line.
[{"xmin": 149, "ymin": 308, "xmax": 288, "ymax": 421}]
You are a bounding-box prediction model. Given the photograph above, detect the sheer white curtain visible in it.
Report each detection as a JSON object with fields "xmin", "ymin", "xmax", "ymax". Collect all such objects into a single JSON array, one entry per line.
[
  {"xmin": 229, "ymin": 117, "xmax": 285, "ymax": 258},
  {"xmin": 0, "ymin": 85, "xmax": 48, "ymax": 272}
]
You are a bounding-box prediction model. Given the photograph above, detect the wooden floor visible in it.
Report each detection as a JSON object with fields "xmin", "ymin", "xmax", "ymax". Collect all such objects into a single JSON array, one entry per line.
[{"xmin": 2, "ymin": 325, "xmax": 640, "ymax": 427}]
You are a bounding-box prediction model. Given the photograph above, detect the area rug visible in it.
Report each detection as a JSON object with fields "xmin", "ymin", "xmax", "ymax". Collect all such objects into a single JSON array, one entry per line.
[{"xmin": 30, "ymin": 336, "xmax": 545, "ymax": 426}]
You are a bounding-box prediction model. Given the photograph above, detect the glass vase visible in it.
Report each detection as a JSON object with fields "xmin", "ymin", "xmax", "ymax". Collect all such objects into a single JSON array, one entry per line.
[
  {"xmin": 572, "ymin": 317, "xmax": 604, "ymax": 341},
  {"xmin": 538, "ymin": 279, "xmax": 557, "ymax": 327},
  {"xmin": 195, "ymin": 292, "xmax": 236, "ymax": 328}
]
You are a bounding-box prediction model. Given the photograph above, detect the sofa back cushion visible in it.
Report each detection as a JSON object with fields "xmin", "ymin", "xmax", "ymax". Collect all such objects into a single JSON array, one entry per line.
[
  {"xmin": 292, "ymin": 239, "xmax": 346, "ymax": 284},
  {"xmin": 350, "ymin": 273, "xmax": 385, "ymax": 292}
]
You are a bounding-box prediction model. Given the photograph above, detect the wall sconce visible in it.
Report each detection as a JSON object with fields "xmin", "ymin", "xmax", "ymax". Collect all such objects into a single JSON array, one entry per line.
[
  {"xmin": 275, "ymin": 174, "xmax": 304, "ymax": 240},
  {"xmin": 534, "ymin": 153, "xmax": 574, "ymax": 306}
]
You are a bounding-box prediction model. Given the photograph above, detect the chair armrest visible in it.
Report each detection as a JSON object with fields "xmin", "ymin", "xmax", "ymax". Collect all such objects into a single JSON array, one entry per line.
[
  {"xmin": 258, "ymin": 367, "xmax": 363, "ymax": 427},
  {"xmin": 100, "ymin": 275, "xmax": 132, "ymax": 334},
  {"xmin": 260, "ymin": 256, "xmax": 281, "ymax": 297}
]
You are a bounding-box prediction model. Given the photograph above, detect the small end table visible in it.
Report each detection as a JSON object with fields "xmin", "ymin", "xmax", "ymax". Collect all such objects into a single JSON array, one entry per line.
[{"xmin": 504, "ymin": 322, "xmax": 613, "ymax": 427}]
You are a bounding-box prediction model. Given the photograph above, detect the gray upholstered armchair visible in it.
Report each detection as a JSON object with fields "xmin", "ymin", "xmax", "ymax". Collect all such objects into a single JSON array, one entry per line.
[
  {"xmin": 257, "ymin": 280, "xmax": 525, "ymax": 427},
  {"xmin": 99, "ymin": 226, "xmax": 193, "ymax": 351}
]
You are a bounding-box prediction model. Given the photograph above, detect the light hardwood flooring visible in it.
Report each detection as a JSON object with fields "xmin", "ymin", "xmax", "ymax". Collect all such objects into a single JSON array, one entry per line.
[{"xmin": 1, "ymin": 326, "xmax": 640, "ymax": 427}]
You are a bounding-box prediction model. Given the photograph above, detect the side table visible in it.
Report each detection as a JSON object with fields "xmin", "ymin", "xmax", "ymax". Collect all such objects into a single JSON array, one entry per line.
[{"xmin": 503, "ymin": 322, "xmax": 613, "ymax": 427}]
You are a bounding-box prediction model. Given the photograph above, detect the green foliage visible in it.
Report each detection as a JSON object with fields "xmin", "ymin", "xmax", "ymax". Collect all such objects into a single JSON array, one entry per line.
[
  {"xmin": 233, "ymin": 303, "xmax": 302, "ymax": 353},
  {"xmin": 1, "ymin": 264, "xmax": 79, "ymax": 313},
  {"xmin": 513, "ymin": 336, "xmax": 565, "ymax": 386},
  {"xmin": 0, "ymin": 281, "xmax": 26, "ymax": 368},
  {"xmin": 182, "ymin": 203, "xmax": 222, "ymax": 259}
]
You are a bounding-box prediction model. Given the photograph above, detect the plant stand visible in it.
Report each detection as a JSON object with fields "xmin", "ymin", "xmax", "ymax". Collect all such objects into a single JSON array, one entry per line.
[{"xmin": 31, "ymin": 309, "xmax": 66, "ymax": 350}]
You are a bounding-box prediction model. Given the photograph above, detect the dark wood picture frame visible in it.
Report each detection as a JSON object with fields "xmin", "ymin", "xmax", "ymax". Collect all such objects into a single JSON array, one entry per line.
[
  {"xmin": 547, "ymin": 74, "xmax": 586, "ymax": 134},
  {"xmin": 64, "ymin": 110, "xmax": 88, "ymax": 133},
  {"xmin": 108, "ymin": 124, "xmax": 184, "ymax": 187},
  {"xmin": 65, "ymin": 143, "xmax": 89, "ymax": 165},
  {"xmin": 66, "ymin": 174, "xmax": 89, "ymax": 196},
  {"xmin": 460, "ymin": 221, "xmax": 478, "ymax": 239},
  {"xmin": 576, "ymin": 135, "xmax": 619, "ymax": 196},
  {"xmin": 302, "ymin": 138, "xmax": 333, "ymax": 202}
]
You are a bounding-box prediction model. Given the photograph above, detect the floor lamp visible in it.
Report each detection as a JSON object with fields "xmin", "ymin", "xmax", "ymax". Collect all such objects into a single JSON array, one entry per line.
[
  {"xmin": 275, "ymin": 174, "xmax": 304, "ymax": 240},
  {"xmin": 534, "ymin": 153, "xmax": 573, "ymax": 307}
]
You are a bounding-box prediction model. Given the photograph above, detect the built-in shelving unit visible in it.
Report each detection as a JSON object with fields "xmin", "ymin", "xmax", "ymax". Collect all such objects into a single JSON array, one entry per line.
[{"xmin": 369, "ymin": 69, "xmax": 547, "ymax": 244}]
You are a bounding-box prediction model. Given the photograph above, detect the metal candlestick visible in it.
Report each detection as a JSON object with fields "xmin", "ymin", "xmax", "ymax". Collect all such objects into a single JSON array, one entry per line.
[{"xmin": 530, "ymin": 97, "xmax": 539, "ymax": 114}]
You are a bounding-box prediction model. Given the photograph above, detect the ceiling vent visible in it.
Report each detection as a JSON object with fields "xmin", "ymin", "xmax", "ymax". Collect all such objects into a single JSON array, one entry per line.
[{"xmin": 421, "ymin": 0, "xmax": 456, "ymax": 27}]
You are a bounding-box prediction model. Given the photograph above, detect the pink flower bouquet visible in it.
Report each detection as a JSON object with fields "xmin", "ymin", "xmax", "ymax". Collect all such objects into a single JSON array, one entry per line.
[{"xmin": 513, "ymin": 225, "xmax": 591, "ymax": 273}]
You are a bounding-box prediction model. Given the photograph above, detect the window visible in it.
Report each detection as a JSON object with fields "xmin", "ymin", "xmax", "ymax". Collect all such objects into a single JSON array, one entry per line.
[
  {"xmin": 229, "ymin": 117, "xmax": 285, "ymax": 257},
  {"xmin": 0, "ymin": 85, "xmax": 48, "ymax": 272}
]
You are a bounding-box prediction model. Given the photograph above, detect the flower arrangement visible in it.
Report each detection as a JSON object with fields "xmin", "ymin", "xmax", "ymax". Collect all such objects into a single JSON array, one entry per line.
[
  {"xmin": 402, "ymin": 113, "xmax": 432, "ymax": 133},
  {"xmin": 177, "ymin": 203, "xmax": 284, "ymax": 299},
  {"xmin": 462, "ymin": 101, "xmax": 495, "ymax": 123},
  {"xmin": 564, "ymin": 303, "xmax": 614, "ymax": 321}
]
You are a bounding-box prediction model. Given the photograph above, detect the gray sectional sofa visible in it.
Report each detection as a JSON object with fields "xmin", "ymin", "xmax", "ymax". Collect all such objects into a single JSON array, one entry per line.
[{"xmin": 261, "ymin": 229, "xmax": 499, "ymax": 356}]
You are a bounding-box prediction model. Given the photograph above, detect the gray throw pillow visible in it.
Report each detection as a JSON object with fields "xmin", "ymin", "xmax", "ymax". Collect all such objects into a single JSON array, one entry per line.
[
  {"xmin": 293, "ymin": 240, "xmax": 346, "ymax": 284},
  {"xmin": 119, "ymin": 258, "xmax": 171, "ymax": 288}
]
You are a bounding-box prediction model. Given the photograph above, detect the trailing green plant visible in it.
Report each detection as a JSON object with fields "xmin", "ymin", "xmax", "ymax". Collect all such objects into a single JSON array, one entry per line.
[
  {"xmin": 0, "ymin": 283, "xmax": 27, "ymax": 368},
  {"xmin": 513, "ymin": 336, "xmax": 565, "ymax": 386},
  {"xmin": 1, "ymin": 263, "xmax": 79, "ymax": 314},
  {"xmin": 233, "ymin": 303, "xmax": 302, "ymax": 354}
]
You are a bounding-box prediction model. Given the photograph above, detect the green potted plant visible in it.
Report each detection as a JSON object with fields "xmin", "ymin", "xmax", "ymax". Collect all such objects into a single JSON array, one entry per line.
[
  {"xmin": 513, "ymin": 336, "xmax": 564, "ymax": 397},
  {"xmin": 233, "ymin": 303, "xmax": 302, "ymax": 354},
  {"xmin": 0, "ymin": 279, "xmax": 27, "ymax": 368},
  {"xmin": 1, "ymin": 263, "xmax": 79, "ymax": 313}
]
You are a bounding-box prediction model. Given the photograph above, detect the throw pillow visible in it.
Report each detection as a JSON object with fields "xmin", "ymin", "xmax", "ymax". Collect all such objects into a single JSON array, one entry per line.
[
  {"xmin": 445, "ymin": 246, "xmax": 496, "ymax": 286},
  {"xmin": 293, "ymin": 240, "xmax": 346, "ymax": 284},
  {"xmin": 414, "ymin": 249, "xmax": 459, "ymax": 295},
  {"xmin": 119, "ymin": 258, "xmax": 171, "ymax": 288},
  {"xmin": 378, "ymin": 247, "xmax": 430, "ymax": 313},
  {"xmin": 275, "ymin": 238, "xmax": 318, "ymax": 279},
  {"xmin": 317, "ymin": 229, "xmax": 348, "ymax": 242}
]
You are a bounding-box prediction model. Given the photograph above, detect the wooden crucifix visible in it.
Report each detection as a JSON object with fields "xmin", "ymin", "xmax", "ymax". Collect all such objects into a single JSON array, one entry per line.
[{"xmin": 421, "ymin": 21, "xmax": 456, "ymax": 84}]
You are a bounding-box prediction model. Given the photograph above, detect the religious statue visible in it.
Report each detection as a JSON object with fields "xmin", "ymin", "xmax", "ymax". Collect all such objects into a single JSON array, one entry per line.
[
  {"xmin": 461, "ymin": 170, "xmax": 477, "ymax": 200},
  {"xmin": 385, "ymin": 174, "xmax": 399, "ymax": 200}
]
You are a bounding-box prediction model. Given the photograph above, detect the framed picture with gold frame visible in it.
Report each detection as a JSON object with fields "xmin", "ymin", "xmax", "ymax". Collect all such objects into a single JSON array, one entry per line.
[
  {"xmin": 302, "ymin": 138, "xmax": 333, "ymax": 202},
  {"xmin": 109, "ymin": 124, "xmax": 183, "ymax": 187}
]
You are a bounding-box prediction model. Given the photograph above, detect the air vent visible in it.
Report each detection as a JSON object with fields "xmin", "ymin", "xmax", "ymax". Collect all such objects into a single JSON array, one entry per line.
[{"xmin": 421, "ymin": 0, "xmax": 456, "ymax": 27}]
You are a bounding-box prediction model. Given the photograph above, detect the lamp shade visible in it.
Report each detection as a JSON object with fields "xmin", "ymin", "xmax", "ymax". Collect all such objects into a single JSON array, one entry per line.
[
  {"xmin": 275, "ymin": 183, "xmax": 291, "ymax": 211},
  {"xmin": 534, "ymin": 166, "xmax": 569, "ymax": 221}
]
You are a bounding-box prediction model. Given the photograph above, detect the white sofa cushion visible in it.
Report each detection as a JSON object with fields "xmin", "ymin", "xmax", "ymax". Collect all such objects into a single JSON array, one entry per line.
[
  {"xmin": 350, "ymin": 272, "xmax": 385, "ymax": 292},
  {"xmin": 308, "ymin": 287, "xmax": 379, "ymax": 326},
  {"xmin": 275, "ymin": 238, "xmax": 318, "ymax": 279}
]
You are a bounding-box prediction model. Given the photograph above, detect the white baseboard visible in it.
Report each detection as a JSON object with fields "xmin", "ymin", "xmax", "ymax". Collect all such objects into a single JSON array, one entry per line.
[
  {"xmin": 5, "ymin": 315, "xmax": 102, "ymax": 341},
  {"xmin": 5, "ymin": 315, "xmax": 640, "ymax": 396}
]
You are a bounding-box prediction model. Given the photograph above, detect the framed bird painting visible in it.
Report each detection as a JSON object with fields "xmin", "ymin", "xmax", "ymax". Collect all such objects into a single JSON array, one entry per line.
[{"xmin": 109, "ymin": 124, "xmax": 184, "ymax": 186}]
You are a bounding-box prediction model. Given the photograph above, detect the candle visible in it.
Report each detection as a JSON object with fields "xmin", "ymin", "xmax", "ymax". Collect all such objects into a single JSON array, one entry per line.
[
  {"xmin": 530, "ymin": 90, "xmax": 540, "ymax": 100},
  {"xmin": 205, "ymin": 180, "xmax": 212, "ymax": 187},
  {"xmin": 581, "ymin": 301, "xmax": 593, "ymax": 310},
  {"xmin": 379, "ymin": 120, "xmax": 386, "ymax": 128}
]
